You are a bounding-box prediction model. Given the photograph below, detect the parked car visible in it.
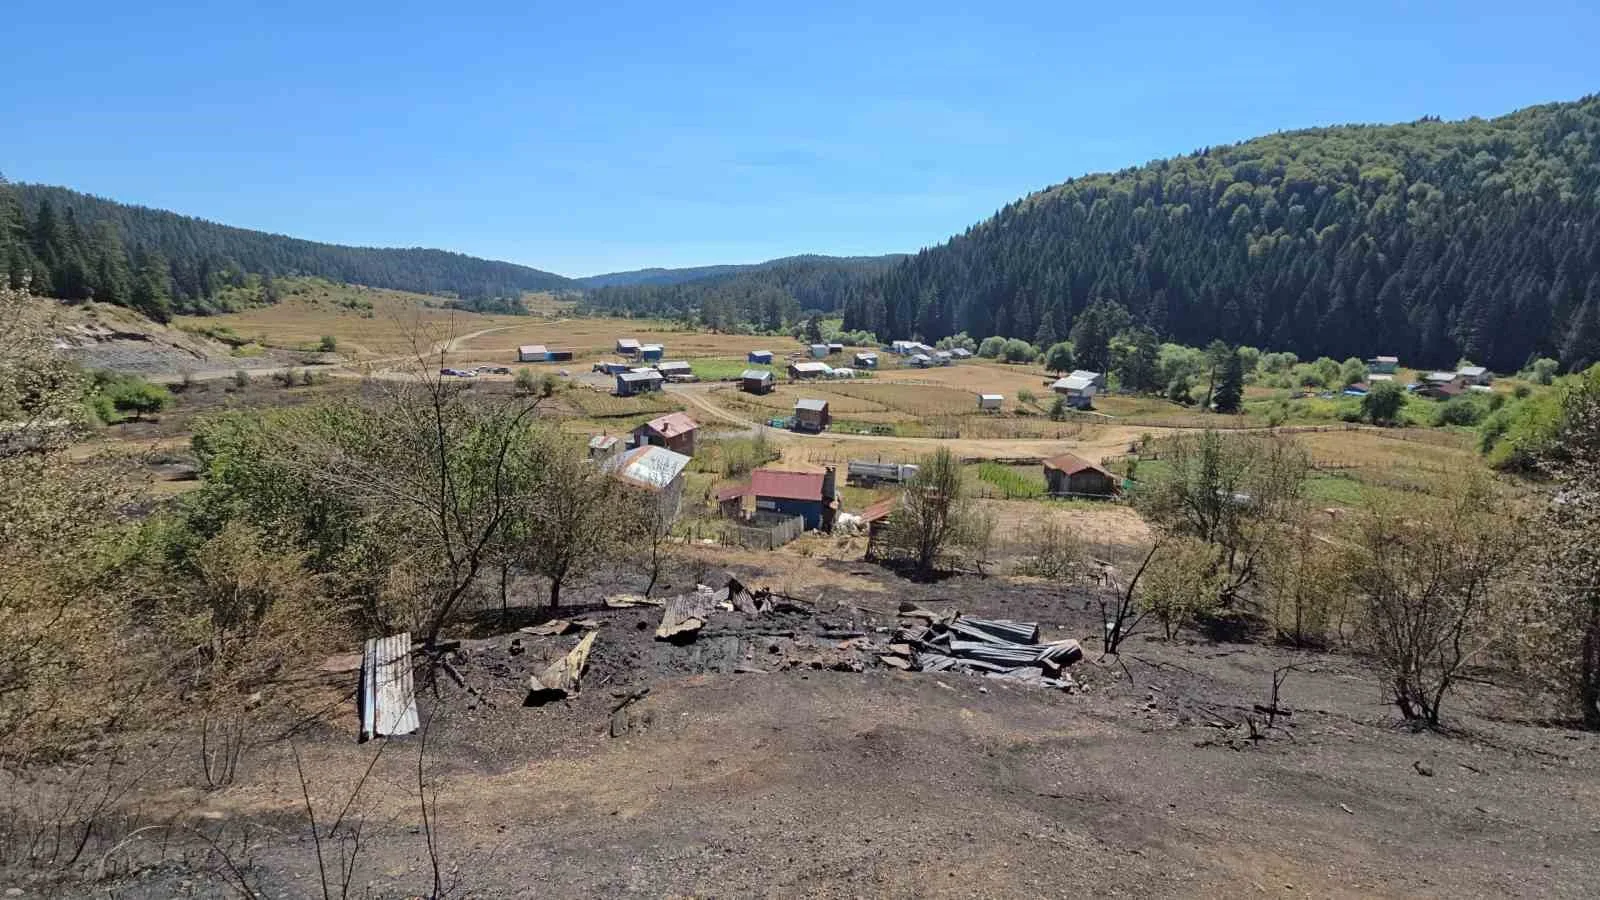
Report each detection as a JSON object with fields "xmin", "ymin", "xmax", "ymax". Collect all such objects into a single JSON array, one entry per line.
[{"xmin": 486, "ymin": 366, "xmax": 511, "ymax": 375}]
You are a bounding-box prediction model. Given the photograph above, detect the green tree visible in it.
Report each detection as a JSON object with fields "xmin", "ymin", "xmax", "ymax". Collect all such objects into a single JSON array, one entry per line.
[
  {"xmin": 1116, "ymin": 327, "xmax": 1163, "ymax": 393},
  {"xmin": 1043, "ymin": 341, "xmax": 1075, "ymax": 374},
  {"xmin": 1360, "ymin": 380, "xmax": 1407, "ymax": 425},
  {"xmin": 1001, "ymin": 338, "xmax": 1036, "ymax": 363},
  {"xmin": 977, "ymin": 335, "xmax": 1006, "ymax": 358},
  {"xmin": 1212, "ymin": 350, "xmax": 1244, "ymax": 413},
  {"xmin": 1339, "ymin": 357, "xmax": 1367, "ymax": 386},
  {"xmin": 884, "ymin": 447, "xmax": 976, "ymax": 577}
]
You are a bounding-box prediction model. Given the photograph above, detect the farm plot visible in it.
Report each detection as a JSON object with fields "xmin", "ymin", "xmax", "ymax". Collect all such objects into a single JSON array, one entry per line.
[
  {"xmin": 875, "ymin": 361, "xmax": 1053, "ymax": 396},
  {"xmin": 176, "ymin": 291, "xmax": 516, "ymax": 359},
  {"xmin": 566, "ymin": 387, "xmax": 681, "ymax": 418},
  {"xmin": 821, "ymin": 382, "xmax": 985, "ymax": 416}
]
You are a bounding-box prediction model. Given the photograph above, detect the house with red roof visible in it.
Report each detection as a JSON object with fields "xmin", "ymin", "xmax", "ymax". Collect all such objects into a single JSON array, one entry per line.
[
  {"xmin": 751, "ymin": 466, "xmax": 839, "ymax": 531},
  {"xmin": 1042, "ymin": 453, "xmax": 1118, "ymax": 498},
  {"xmin": 631, "ymin": 411, "xmax": 699, "ymax": 456}
]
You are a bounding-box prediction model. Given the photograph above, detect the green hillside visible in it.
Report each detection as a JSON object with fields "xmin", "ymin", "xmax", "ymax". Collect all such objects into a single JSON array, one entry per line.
[
  {"xmin": 0, "ymin": 182, "xmax": 574, "ymax": 320},
  {"xmin": 849, "ymin": 96, "xmax": 1600, "ymax": 373}
]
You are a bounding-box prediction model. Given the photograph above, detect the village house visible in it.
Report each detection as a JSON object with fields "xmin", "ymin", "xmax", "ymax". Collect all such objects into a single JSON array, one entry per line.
[
  {"xmin": 808, "ymin": 343, "xmax": 830, "ymax": 359},
  {"xmin": 615, "ymin": 369, "xmax": 664, "ymax": 396},
  {"xmin": 788, "ymin": 361, "xmax": 831, "ymax": 380},
  {"xmin": 909, "ymin": 353, "xmax": 933, "ymax": 368},
  {"xmin": 827, "ymin": 342, "xmax": 844, "ymax": 355},
  {"xmin": 1050, "ymin": 373, "xmax": 1098, "ymax": 408},
  {"xmin": 616, "ymin": 338, "xmax": 641, "ymax": 356},
  {"xmin": 631, "ymin": 411, "xmax": 699, "ymax": 456},
  {"xmin": 740, "ymin": 368, "xmax": 776, "ymax": 394},
  {"xmin": 1458, "ymin": 365, "xmax": 1492, "ymax": 386},
  {"xmin": 751, "ymin": 466, "xmax": 839, "ymax": 531},
  {"xmin": 518, "ymin": 344, "xmax": 548, "ymax": 363},
  {"xmin": 594, "ymin": 360, "xmax": 632, "ymax": 375},
  {"xmin": 1042, "ymin": 453, "xmax": 1119, "ymax": 497},
  {"xmin": 793, "ymin": 398, "xmax": 831, "ymax": 432},
  {"xmin": 604, "ymin": 445, "xmax": 691, "ymax": 524},
  {"xmin": 1068, "ymin": 370, "xmax": 1106, "ymax": 389},
  {"xmin": 747, "ymin": 349, "xmax": 774, "ymax": 364},
  {"xmin": 853, "ymin": 351, "xmax": 878, "ymax": 369},
  {"xmin": 1416, "ymin": 371, "xmax": 1466, "ymax": 398},
  {"xmin": 640, "ymin": 343, "xmax": 664, "ymax": 362},
  {"xmin": 1367, "ymin": 355, "xmax": 1399, "ymax": 375},
  {"xmin": 933, "ymin": 350, "xmax": 954, "ymax": 366},
  {"xmin": 978, "ymin": 393, "xmax": 1003, "ymax": 412},
  {"xmin": 890, "ymin": 340, "xmax": 918, "ymax": 355},
  {"xmin": 656, "ymin": 360, "xmax": 693, "ymax": 380},
  {"xmin": 950, "ymin": 347, "xmax": 973, "ymax": 360},
  {"xmin": 587, "ymin": 433, "xmax": 621, "ymax": 461},
  {"xmin": 546, "ymin": 349, "xmax": 574, "ymax": 362}
]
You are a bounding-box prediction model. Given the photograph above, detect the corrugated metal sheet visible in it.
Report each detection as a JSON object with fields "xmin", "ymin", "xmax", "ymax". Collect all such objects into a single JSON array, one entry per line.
[
  {"xmin": 1043, "ymin": 453, "xmax": 1108, "ymax": 477},
  {"xmin": 607, "ymin": 445, "xmax": 691, "ymax": 490},
  {"xmin": 360, "ymin": 632, "xmax": 418, "ymax": 742},
  {"xmin": 740, "ymin": 369, "xmax": 774, "ymax": 381},
  {"xmin": 794, "ymin": 398, "xmax": 828, "ymax": 412},
  {"xmin": 642, "ymin": 412, "xmax": 698, "ymax": 436}
]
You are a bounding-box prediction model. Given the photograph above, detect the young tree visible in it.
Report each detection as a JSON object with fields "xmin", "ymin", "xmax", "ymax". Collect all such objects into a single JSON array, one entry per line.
[
  {"xmin": 1349, "ymin": 481, "xmax": 1523, "ymax": 727},
  {"xmin": 977, "ymin": 336, "xmax": 1006, "ymax": 359},
  {"xmin": 1212, "ymin": 349, "xmax": 1244, "ymax": 413},
  {"xmin": 1137, "ymin": 430, "xmax": 1308, "ymax": 608},
  {"xmin": 514, "ymin": 431, "xmax": 628, "ymax": 607},
  {"xmin": 1339, "ymin": 356, "xmax": 1368, "ymax": 386},
  {"xmin": 1043, "ymin": 341, "xmax": 1075, "ymax": 375},
  {"xmin": 1141, "ymin": 537, "xmax": 1223, "ymax": 639},
  {"xmin": 1361, "ymin": 380, "xmax": 1407, "ymax": 425},
  {"xmin": 884, "ymin": 447, "xmax": 973, "ymax": 577},
  {"xmin": 1116, "ymin": 328, "xmax": 1163, "ymax": 393}
]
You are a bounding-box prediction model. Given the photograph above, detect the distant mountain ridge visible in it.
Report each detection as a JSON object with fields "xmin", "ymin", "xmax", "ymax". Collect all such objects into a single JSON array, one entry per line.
[{"xmin": 578, "ymin": 254, "xmax": 905, "ymax": 289}]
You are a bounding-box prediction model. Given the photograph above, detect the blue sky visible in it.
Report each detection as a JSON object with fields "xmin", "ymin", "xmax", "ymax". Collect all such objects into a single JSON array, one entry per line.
[{"xmin": 4, "ymin": 1, "xmax": 1598, "ymax": 276}]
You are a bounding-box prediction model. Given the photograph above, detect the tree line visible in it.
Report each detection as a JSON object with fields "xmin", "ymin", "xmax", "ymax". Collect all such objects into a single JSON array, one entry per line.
[
  {"xmin": 845, "ymin": 95, "xmax": 1600, "ymax": 375},
  {"xmin": 0, "ymin": 180, "xmax": 574, "ymax": 319}
]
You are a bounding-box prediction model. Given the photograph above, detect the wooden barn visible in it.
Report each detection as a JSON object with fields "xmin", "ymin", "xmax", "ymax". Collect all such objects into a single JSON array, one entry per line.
[{"xmin": 1042, "ymin": 453, "xmax": 1118, "ymax": 498}]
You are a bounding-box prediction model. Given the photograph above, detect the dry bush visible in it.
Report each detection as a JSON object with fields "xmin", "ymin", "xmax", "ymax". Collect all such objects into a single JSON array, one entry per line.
[
  {"xmin": 1261, "ymin": 522, "xmax": 1353, "ymax": 647},
  {"xmin": 1140, "ymin": 536, "xmax": 1223, "ymax": 639},
  {"xmin": 1014, "ymin": 519, "xmax": 1089, "ymax": 579},
  {"xmin": 1348, "ymin": 480, "xmax": 1525, "ymax": 726}
]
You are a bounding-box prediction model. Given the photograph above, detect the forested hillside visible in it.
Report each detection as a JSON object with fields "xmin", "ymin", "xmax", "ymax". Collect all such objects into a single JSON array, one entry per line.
[
  {"xmin": 0, "ymin": 182, "xmax": 573, "ymax": 320},
  {"xmin": 847, "ymin": 96, "xmax": 1600, "ymax": 373},
  {"xmin": 577, "ymin": 263, "xmax": 753, "ymax": 289},
  {"xmin": 579, "ymin": 254, "xmax": 903, "ymax": 330}
]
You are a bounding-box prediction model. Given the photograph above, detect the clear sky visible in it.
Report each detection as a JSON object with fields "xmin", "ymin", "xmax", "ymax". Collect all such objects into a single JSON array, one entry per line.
[{"xmin": 4, "ymin": 1, "xmax": 1598, "ymax": 277}]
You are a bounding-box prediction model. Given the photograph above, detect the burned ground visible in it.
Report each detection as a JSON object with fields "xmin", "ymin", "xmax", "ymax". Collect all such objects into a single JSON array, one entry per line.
[{"xmin": 17, "ymin": 562, "xmax": 1599, "ymax": 899}]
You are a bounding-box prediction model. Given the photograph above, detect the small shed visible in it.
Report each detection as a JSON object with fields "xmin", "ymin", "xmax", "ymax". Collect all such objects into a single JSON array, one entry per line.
[
  {"xmin": 854, "ymin": 352, "xmax": 879, "ymax": 368},
  {"xmin": 748, "ymin": 350, "xmax": 774, "ymax": 364},
  {"xmin": 714, "ymin": 483, "xmax": 747, "ymax": 519},
  {"xmin": 595, "ymin": 360, "xmax": 632, "ymax": 375},
  {"xmin": 860, "ymin": 496, "xmax": 898, "ymax": 561},
  {"xmin": 616, "ymin": 369, "xmax": 664, "ymax": 396},
  {"xmin": 640, "ymin": 343, "xmax": 664, "ymax": 362},
  {"xmin": 933, "ymin": 350, "xmax": 953, "ymax": 366},
  {"xmin": 809, "ymin": 343, "xmax": 830, "ymax": 359},
  {"xmin": 1458, "ymin": 365, "xmax": 1492, "ymax": 386},
  {"xmin": 788, "ymin": 361, "xmax": 831, "ymax": 380},
  {"xmin": 827, "ymin": 342, "xmax": 844, "ymax": 355},
  {"xmin": 587, "ymin": 434, "xmax": 621, "ymax": 461},
  {"xmin": 1043, "ymin": 454, "xmax": 1118, "ymax": 498},
  {"xmin": 546, "ymin": 349, "xmax": 574, "ymax": 362},
  {"xmin": 793, "ymin": 398, "xmax": 831, "ymax": 433},
  {"xmin": 632, "ymin": 411, "xmax": 699, "ymax": 456},
  {"xmin": 950, "ymin": 347, "xmax": 973, "ymax": 360},
  {"xmin": 978, "ymin": 393, "xmax": 1003, "ymax": 411},
  {"xmin": 909, "ymin": 353, "xmax": 932, "ymax": 368},
  {"xmin": 1367, "ymin": 355, "xmax": 1399, "ymax": 375},
  {"xmin": 518, "ymin": 344, "xmax": 548, "ymax": 363},
  {"xmin": 751, "ymin": 466, "xmax": 838, "ymax": 531},
  {"xmin": 740, "ymin": 369, "xmax": 776, "ymax": 394},
  {"xmin": 616, "ymin": 338, "xmax": 641, "ymax": 356}
]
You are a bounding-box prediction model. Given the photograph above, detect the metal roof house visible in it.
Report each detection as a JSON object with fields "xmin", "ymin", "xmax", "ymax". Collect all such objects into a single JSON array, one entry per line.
[
  {"xmin": 1043, "ymin": 454, "xmax": 1118, "ymax": 497},
  {"xmin": 950, "ymin": 347, "xmax": 973, "ymax": 360},
  {"xmin": 740, "ymin": 369, "xmax": 776, "ymax": 394},
  {"xmin": 615, "ymin": 369, "xmax": 664, "ymax": 396},
  {"xmin": 604, "ymin": 445, "xmax": 692, "ymax": 523},
  {"xmin": 933, "ymin": 350, "xmax": 953, "ymax": 366},
  {"xmin": 793, "ymin": 398, "xmax": 831, "ymax": 432},
  {"xmin": 632, "ymin": 411, "xmax": 699, "ymax": 456},
  {"xmin": 640, "ymin": 343, "xmax": 664, "ymax": 362},
  {"xmin": 809, "ymin": 343, "xmax": 830, "ymax": 359},
  {"xmin": 748, "ymin": 349, "xmax": 774, "ymax": 364},
  {"xmin": 1457, "ymin": 365, "xmax": 1492, "ymax": 385},
  {"xmin": 616, "ymin": 338, "xmax": 641, "ymax": 355},
  {"xmin": 909, "ymin": 353, "xmax": 933, "ymax": 368},
  {"xmin": 827, "ymin": 342, "xmax": 844, "ymax": 355},
  {"xmin": 1367, "ymin": 355, "xmax": 1400, "ymax": 374},
  {"xmin": 853, "ymin": 352, "xmax": 879, "ymax": 368},
  {"xmin": 657, "ymin": 360, "xmax": 693, "ymax": 380},
  {"xmin": 1051, "ymin": 374, "xmax": 1098, "ymax": 408},
  {"xmin": 788, "ymin": 361, "xmax": 831, "ymax": 379},
  {"xmin": 1068, "ymin": 370, "xmax": 1106, "ymax": 388},
  {"xmin": 751, "ymin": 466, "xmax": 839, "ymax": 531},
  {"xmin": 518, "ymin": 344, "xmax": 548, "ymax": 362}
]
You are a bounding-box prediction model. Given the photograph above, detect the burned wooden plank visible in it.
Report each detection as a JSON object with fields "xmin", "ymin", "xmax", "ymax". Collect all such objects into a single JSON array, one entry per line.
[
  {"xmin": 525, "ymin": 632, "xmax": 598, "ymax": 706},
  {"xmin": 359, "ymin": 632, "xmax": 418, "ymax": 742},
  {"xmin": 655, "ymin": 590, "xmax": 719, "ymax": 643}
]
